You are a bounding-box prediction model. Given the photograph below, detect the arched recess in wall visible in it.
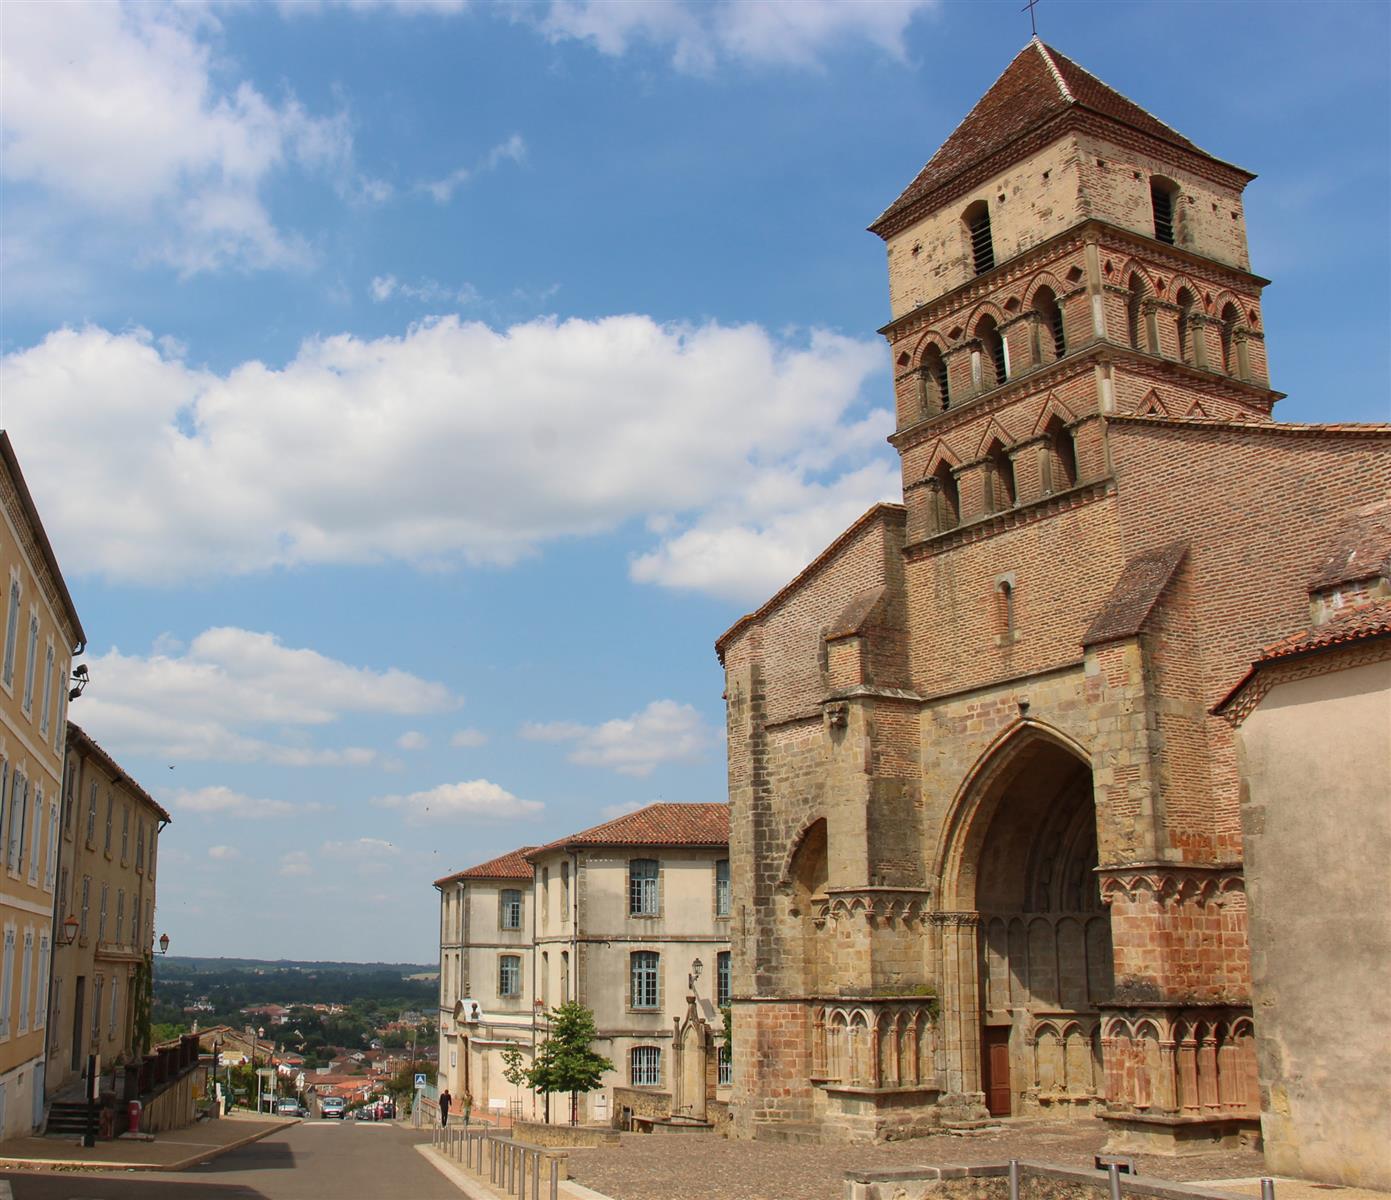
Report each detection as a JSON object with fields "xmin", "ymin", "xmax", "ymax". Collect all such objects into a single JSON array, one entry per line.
[{"xmin": 786, "ymin": 818, "xmax": 829, "ymax": 995}]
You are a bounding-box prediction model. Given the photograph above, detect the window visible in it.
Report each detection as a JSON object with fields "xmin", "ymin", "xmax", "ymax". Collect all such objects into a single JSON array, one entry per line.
[
  {"xmin": 560, "ymin": 951, "xmax": 570, "ymax": 1002},
  {"xmin": 973, "ymin": 315, "xmax": 1007, "ymax": 392},
  {"xmin": 715, "ymin": 860, "xmax": 731, "ymax": 917},
  {"xmin": 18, "ymin": 929, "xmax": 33, "ymax": 1033},
  {"xmin": 22, "ymin": 611, "xmax": 39, "ymax": 712},
  {"xmin": 53, "ymin": 665, "xmax": 67, "ymax": 751},
  {"xmin": 540, "ymin": 867, "xmax": 549, "ymax": 929},
  {"xmin": 998, "ymin": 579, "xmax": 1017, "ymax": 642},
  {"xmin": 2, "ymin": 576, "xmax": 19, "ymax": 688},
  {"xmin": 58, "ymin": 866, "xmax": 68, "ymax": 922},
  {"xmin": 109, "ymin": 972, "xmax": 119, "ymax": 1036},
  {"xmin": 500, "ymin": 888, "xmax": 523, "ymax": 930},
  {"xmin": 630, "ymin": 1046, "xmax": 661, "ymax": 1087},
  {"xmin": 86, "ymin": 781, "xmax": 98, "ymax": 845},
  {"xmin": 716, "ymin": 951, "xmax": 732, "ymax": 1008},
  {"xmin": 630, "ymin": 951, "xmax": 660, "ymax": 1009},
  {"xmin": 1219, "ymin": 302, "xmax": 1244, "ymax": 377},
  {"xmin": 148, "ymin": 826, "xmax": 157, "ymax": 879},
  {"xmin": 498, "ymin": 954, "xmax": 521, "ymax": 997},
  {"xmin": 35, "ymin": 934, "xmax": 49, "ymax": 1030},
  {"xmin": 98, "ymin": 883, "xmax": 109, "ymax": 944},
  {"xmin": 1045, "ymin": 418, "xmax": 1079, "ymax": 492},
  {"xmin": 116, "ymin": 890, "xmax": 126, "ymax": 947},
  {"xmin": 0, "ymin": 927, "xmax": 14, "ymax": 1038},
  {"xmin": 986, "ymin": 442, "xmax": 1016, "ymax": 511},
  {"xmin": 104, "ymin": 790, "xmax": 113, "ymax": 855},
  {"xmin": 6, "ymin": 771, "xmax": 26, "ymax": 874},
  {"xmin": 718, "ymin": 1044, "xmax": 732, "ymax": 1088},
  {"xmin": 929, "ymin": 461, "xmax": 961, "ymax": 533},
  {"xmin": 40, "ymin": 644, "xmax": 54, "ymax": 736},
  {"xmin": 1033, "ymin": 287, "xmax": 1066, "ymax": 363},
  {"xmin": 561, "ymin": 861, "xmax": 570, "ymax": 924},
  {"xmin": 27, "ymin": 785, "xmax": 41, "ymax": 884},
  {"xmin": 136, "ymin": 818, "xmax": 145, "ymax": 870},
  {"xmin": 1126, "ymin": 273, "xmax": 1151, "ymax": 351},
  {"xmin": 964, "ymin": 200, "xmax": 995, "ymax": 274},
  {"xmin": 62, "ymin": 757, "xmax": 74, "ymax": 836},
  {"xmin": 92, "ymin": 974, "xmax": 103, "ymax": 1041},
  {"xmin": 628, "ymin": 859, "xmax": 659, "ymax": 916},
  {"xmin": 540, "ymin": 951, "xmax": 549, "ymax": 1005},
  {"xmin": 918, "ymin": 345, "xmax": 950, "ymax": 416},
  {"xmin": 80, "ymin": 876, "xmax": 91, "ymax": 940},
  {"xmin": 45, "ymin": 799, "xmax": 58, "ymax": 889},
  {"xmin": 1150, "ymin": 178, "xmax": 1177, "ymax": 244},
  {"xmin": 1175, "ymin": 288, "xmax": 1197, "ymax": 365},
  {"xmin": 121, "ymin": 805, "xmax": 130, "ymax": 863}
]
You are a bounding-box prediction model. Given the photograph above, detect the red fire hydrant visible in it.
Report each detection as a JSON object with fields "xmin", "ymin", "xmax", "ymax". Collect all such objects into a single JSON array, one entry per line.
[{"xmin": 127, "ymin": 1100, "xmax": 142, "ymax": 1134}]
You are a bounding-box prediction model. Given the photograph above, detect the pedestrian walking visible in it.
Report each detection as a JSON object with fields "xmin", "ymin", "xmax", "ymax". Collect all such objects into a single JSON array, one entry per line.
[{"xmin": 439, "ymin": 1088, "xmax": 452, "ymax": 1128}]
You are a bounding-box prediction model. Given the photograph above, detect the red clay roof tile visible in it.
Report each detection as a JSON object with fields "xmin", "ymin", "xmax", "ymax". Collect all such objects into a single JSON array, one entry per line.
[
  {"xmin": 434, "ymin": 846, "xmax": 537, "ymax": 887},
  {"xmin": 528, "ymin": 802, "xmax": 728, "ymax": 860}
]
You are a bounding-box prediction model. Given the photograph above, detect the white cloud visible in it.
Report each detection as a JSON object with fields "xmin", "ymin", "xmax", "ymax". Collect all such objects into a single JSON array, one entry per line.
[
  {"xmin": 372, "ymin": 779, "xmax": 543, "ymax": 823},
  {"xmin": 279, "ymin": 850, "xmax": 313, "ymax": 878},
  {"xmin": 450, "ymin": 728, "xmax": 489, "ymax": 748},
  {"xmin": 75, "ymin": 627, "xmax": 456, "ymax": 766},
  {"xmin": 170, "ymin": 785, "xmax": 328, "ymax": 819},
  {"xmin": 538, "ymin": 0, "xmax": 936, "ymax": 72},
  {"xmin": 0, "ymin": 2, "xmax": 352, "ymax": 274},
  {"xmin": 422, "ymin": 134, "xmax": 526, "ymax": 203},
  {"xmin": 369, "ymin": 274, "xmax": 480, "ymax": 306},
  {"xmin": 521, "ymin": 699, "xmax": 711, "ymax": 777},
  {"xmin": 396, "ymin": 731, "xmax": 429, "ymax": 751},
  {"xmin": 599, "ymin": 799, "xmax": 645, "ymax": 820},
  {"xmin": 208, "ymin": 844, "xmax": 241, "ymax": 861},
  {"xmin": 1, "ymin": 318, "xmax": 889, "ymax": 601},
  {"xmin": 322, "ymin": 837, "xmax": 401, "ymax": 858}
]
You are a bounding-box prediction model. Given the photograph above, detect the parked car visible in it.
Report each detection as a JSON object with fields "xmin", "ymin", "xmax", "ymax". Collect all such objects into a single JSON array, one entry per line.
[{"xmin": 320, "ymin": 1097, "xmax": 346, "ymax": 1119}]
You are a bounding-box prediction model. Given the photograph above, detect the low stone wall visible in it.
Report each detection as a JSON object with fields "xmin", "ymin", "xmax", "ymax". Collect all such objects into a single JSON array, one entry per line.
[
  {"xmin": 708, "ymin": 1098, "xmax": 732, "ymax": 1136},
  {"xmin": 843, "ymin": 1161, "xmax": 1248, "ymax": 1200},
  {"xmin": 610, "ymin": 1086, "xmax": 672, "ymax": 1130},
  {"xmin": 513, "ymin": 1119, "xmax": 619, "ymax": 1147}
]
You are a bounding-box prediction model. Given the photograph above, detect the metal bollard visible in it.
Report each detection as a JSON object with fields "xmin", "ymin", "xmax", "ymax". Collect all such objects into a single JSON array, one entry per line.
[
  {"xmin": 1261, "ymin": 1181, "xmax": 1276, "ymax": 1200},
  {"xmin": 549, "ymin": 1156, "xmax": 559, "ymax": 1200},
  {"xmin": 1009, "ymin": 1159, "xmax": 1020, "ymax": 1200},
  {"xmin": 490, "ymin": 1137, "xmax": 498, "ymax": 1184},
  {"xmin": 1109, "ymin": 1164, "xmax": 1123, "ymax": 1200},
  {"xmin": 521, "ymin": 1148, "xmax": 530, "ymax": 1200}
]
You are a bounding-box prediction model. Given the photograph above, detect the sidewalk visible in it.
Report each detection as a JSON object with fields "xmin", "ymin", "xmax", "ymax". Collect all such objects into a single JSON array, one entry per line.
[{"xmin": 0, "ymin": 1110, "xmax": 296, "ymax": 1172}]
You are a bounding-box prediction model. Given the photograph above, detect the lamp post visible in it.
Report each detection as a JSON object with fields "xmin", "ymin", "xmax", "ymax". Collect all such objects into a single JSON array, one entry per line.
[
  {"xmin": 158, "ymin": 933, "xmax": 170, "ymax": 955},
  {"xmin": 257, "ymin": 1027, "xmax": 266, "ymax": 1113}
]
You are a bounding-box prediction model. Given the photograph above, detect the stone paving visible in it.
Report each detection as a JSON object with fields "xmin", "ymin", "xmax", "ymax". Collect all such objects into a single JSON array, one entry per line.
[{"xmin": 563, "ymin": 1123, "xmax": 1272, "ymax": 1200}]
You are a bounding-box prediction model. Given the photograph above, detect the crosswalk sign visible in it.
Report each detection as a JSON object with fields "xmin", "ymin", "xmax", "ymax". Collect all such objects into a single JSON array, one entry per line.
[{"xmin": 414, "ymin": 1073, "xmax": 427, "ymax": 1089}]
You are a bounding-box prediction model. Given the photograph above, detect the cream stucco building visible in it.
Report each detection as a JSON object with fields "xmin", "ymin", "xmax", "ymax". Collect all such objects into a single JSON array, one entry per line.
[
  {"xmin": 45, "ymin": 723, "xmax": 168, "ymax": 1102},
  {"xmin": 0, "ymin": 431, "xmax": 85, "ymax": 1138},
  {"xmin": 435, "ymin": 803, "xmax": 732, "ymax": 1125}
]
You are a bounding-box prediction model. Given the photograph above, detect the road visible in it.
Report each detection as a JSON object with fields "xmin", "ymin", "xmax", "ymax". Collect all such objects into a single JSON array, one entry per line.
[{"xmin": 0, "ymin": 1119, "xmax": 459, "ymax": 1200}]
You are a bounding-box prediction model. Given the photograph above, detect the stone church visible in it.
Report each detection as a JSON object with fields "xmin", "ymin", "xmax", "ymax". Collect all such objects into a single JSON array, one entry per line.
[{"xmin": 716, "ymin": 38, "xmax": 1390, "ymax": 1168}]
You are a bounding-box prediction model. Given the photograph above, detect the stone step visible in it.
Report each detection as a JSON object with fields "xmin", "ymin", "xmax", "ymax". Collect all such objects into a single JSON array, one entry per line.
[{"xmin": 753, "ymin": 1121, "xmax": 823, "ymax": 1145}]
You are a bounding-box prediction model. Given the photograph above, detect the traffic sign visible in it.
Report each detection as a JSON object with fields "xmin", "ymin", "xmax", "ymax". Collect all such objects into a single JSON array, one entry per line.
[{"xmin": 414, "ymin": 1073, "xmax": 427, "ymax": 1089}]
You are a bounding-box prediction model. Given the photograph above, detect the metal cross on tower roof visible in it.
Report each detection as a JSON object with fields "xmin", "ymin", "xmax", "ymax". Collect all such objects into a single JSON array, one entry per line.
[{"xmin": 1022, "ymin": 0, "xmax": 1041, "ymax": 37}]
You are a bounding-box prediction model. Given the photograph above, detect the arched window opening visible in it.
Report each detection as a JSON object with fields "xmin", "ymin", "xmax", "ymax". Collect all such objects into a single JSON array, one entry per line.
[
  {"xmin": 964, "ymin": 201, "xmax": 995, "ymax": 275},
  {"xmin": 986, "ymin": 441, "xmax": 1016, "ymax": 512},
  {"xmin": 920, "ymin": 345, "xmax": 950, "ymax": 415},
  {"xmin": 929, "ymin": 461, "xmax": 960, "ymax": 533},
  {"xmin": 1033, "ymin": 287, "xmax": 1066, "ymax": 363},
  {"xmin": 976, "ymin": 316, "xmax": 1008, "ymax": 390},
  {"xmin": 1175, "ymin": 288, "xmax": 1197, "ymax": 365},
  {"xmin": 997, "ymin": 579, "xmax": 1016, "ymax": 641},
  {"xmin": 1219, "ymin": 302, "xmax": 1242, "ymax": 377},
  {"xmin": 1150, "ymin": 178, "xmax": 1178, "ymax": 245},
  {"xmin": 1126, "ymin": 273, "xmax": 1150, "ymax": 351},
  {"xmin": 1044, "ymin": 417, "xmax": 1079, "ymax": 493}
]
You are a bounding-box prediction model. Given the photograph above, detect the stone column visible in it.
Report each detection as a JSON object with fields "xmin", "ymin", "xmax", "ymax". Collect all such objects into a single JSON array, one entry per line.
[{"xmin": 934, "ymin": 912, "xmax": 983, "ymax": 1100}]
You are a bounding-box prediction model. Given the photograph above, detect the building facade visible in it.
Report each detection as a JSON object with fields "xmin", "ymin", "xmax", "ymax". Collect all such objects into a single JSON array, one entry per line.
[
  {"xmin": 435, "ymin": 803, "xmax": 732, "ymax": 1125},
  {"xmin": 0, "ymin": 432, "xmax": 85, "ymax": 1139},
  {"xmin": 717, "ymin": 40, "xmax": 1391, "ymax": 1158},
  {"xmin": 45, "ymin": 723, "xmax": 168, "ymax": 1101}
]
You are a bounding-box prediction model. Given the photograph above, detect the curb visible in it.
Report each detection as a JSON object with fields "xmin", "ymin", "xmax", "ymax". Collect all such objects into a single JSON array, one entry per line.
[
  {"xmin": 0, "ymin": 1117, "xmax": 296, "ymax": 1174},
  {"xmin": 415, "ymin": 1143, "xmax": 623, "ymax": 1200}
]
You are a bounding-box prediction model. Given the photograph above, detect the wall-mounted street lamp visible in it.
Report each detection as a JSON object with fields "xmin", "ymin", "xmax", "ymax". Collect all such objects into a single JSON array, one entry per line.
[
  {"xmin": 688, "ymin": 957, "xmax": 703, "ymax": 993},
  {"xmin": 68, "ymin": 664, "xmax": 89, "ymax": 703},
  {"xmin": 158, "ymin": 933, "xmax": 170, "ymax": 955},
  {"xmin": 60, "ymin": 914, "xmax": 79, "ymax": 946}
]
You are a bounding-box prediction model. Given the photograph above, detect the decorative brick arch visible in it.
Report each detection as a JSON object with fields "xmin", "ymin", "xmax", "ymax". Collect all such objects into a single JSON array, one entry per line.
[
  {"xmin": 1021, "ymin": 270, "xmax": 1070, "ymax": 309},
  {"xmin": 1030, "ymin": 392, "xmax": 1078, "ymax": 436},
  {"xmin": 908, "ymin": 328, "xmax": 952, "ymax": 365},
  {"xmin": 960, "ymin": 299, "xmax": 1010, "ymax": 335},
  {"xmin": 919, "ymin": 439, "xmax": 963, "ymax": 480}
]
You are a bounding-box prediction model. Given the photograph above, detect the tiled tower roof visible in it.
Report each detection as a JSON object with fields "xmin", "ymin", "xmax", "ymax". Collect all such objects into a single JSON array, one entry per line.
[{"xmin": 871, "ymin": 38, "xmax": 1240, "ymax": 237}]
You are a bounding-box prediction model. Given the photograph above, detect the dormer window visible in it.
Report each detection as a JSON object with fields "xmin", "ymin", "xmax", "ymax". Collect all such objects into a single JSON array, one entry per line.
[
  {"xmin": 1150, "ymin": 178, "xmax": 1179, "ymax": 245},
  {"xmin": 964, "ymin": 201, "xmax": 995, "ymax": 275}
]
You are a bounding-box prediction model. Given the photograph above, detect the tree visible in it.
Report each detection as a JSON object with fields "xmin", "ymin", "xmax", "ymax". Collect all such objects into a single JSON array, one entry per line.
[{"xmin": 524, "ymin": 1002, "xmax": 612, "ymax": 1125}]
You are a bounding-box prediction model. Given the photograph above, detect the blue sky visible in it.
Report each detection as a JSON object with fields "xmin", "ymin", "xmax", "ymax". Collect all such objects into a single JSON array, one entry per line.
[{"xmin": 1, "ymin": 0, "xmax": 1387, "ymax": 963}]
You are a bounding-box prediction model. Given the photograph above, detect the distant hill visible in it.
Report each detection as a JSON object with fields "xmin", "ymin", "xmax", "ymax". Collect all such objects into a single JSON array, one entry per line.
[{"xmin": 157, "ymin": 956, "xmax": 437, "ymax": 977}]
